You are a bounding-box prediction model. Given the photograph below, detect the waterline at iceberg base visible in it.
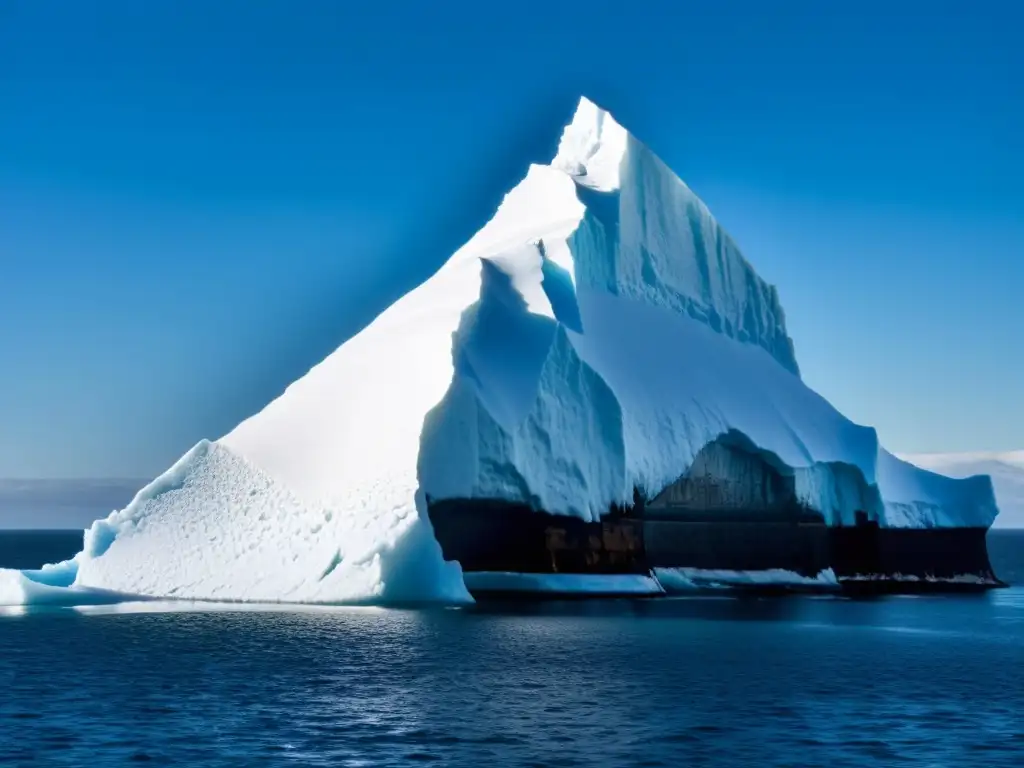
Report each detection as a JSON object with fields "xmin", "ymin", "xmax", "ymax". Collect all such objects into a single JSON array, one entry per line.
[
  {"xmin": 0, "ymin": 97, "xmax": 1003, "ymax": 607},
  {"xmin": 426, "ymin": 441, "xmax": 1001, "ymax": 599}
]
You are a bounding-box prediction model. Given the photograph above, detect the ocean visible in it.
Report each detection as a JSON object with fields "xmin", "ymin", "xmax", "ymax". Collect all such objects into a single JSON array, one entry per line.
[{"xmin": 1, "ymin": 530, "xmax": 1022, "ymax": 767}]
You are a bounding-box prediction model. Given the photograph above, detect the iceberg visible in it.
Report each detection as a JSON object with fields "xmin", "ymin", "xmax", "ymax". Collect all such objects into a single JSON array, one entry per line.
[{"xmin": 0, "ymin": 98, "xmax": 1001, "ymax": 606}]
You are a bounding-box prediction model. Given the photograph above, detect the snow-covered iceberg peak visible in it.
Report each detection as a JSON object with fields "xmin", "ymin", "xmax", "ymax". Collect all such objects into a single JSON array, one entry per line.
[
  {"xmin": 0, "ymin": 95, "xmax": 999, "ymax": 607},
  {"xmin": 550, "ymin": 97, "xmax": 800, "ymax": 374},
  {"xmin": 454, "ymin": 97, "xmax": 799, "ymax": 374},
  {"xmin": 553, "ymin": 96, "xmax": 629, "ymax": 191}
]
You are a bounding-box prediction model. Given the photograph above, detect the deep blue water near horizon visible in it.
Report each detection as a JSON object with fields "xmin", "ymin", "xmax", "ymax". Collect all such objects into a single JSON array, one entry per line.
[{"xmin": 1, "ymin": 532, "xmax": 1022, "ymax": 767}]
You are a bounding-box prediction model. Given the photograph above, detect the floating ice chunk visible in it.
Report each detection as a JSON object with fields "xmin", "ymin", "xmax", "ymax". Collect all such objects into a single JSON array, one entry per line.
[
  {"xmin": 462, "ymin": 572, "xmax": 664, "ymax": 596},
  {"xmin": 655, "ymin": 568, "xmax": 840, "ymax": 591}
]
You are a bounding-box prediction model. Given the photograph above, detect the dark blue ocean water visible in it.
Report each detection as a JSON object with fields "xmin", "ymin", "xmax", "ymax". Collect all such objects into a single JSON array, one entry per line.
[{"xmin": 1, "ymin": 531, "xmax": 1022, "ymax": 767}]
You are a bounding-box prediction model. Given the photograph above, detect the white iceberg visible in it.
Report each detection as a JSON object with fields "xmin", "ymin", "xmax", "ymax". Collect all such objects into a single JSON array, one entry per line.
[{"xmin": 0, "ymin": 98, "xmax": 999, "ymax": 606}]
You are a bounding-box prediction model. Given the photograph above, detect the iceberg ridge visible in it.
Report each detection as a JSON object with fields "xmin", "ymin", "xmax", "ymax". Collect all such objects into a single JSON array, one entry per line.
[{"xmin": 1, "ymin": 97, "xmax": 999, "ymax": 606}]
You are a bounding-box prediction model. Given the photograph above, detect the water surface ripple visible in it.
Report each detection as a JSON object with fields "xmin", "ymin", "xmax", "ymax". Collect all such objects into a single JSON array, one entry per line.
[
  {"xmin": 1, "ymin": 592, "xmax": 1022, "ymax": 767},
  {"xmin": 1, "ymin": 531, "xmax": 1022, "ymax": 767}
]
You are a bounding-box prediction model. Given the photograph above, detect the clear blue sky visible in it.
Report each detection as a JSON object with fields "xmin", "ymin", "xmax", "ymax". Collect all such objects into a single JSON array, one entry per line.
[{"xmin": 1, "ymin": 0, "xmax": 1021, "ymax": 479}]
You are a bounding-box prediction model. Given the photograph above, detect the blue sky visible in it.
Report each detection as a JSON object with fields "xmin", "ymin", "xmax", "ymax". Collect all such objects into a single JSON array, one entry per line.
[{"xmin": 1, "ymin": 0, "xmax": 1021, "ymax": 479}]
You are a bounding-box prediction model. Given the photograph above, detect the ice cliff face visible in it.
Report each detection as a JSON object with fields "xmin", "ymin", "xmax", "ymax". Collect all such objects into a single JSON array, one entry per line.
[
  {"xmin": 0, "ymin": 97, "xmax": 1000, "ymax": 606},
  {"xmin": 554, "ymin": 101, "xmax": 799, "ymax": 375}
]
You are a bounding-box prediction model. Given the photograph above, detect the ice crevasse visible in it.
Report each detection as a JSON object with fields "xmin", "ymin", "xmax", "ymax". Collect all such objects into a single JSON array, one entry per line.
[{"xmin": 1, "ymin": 97, "xmax": 999, "ymax": 606}]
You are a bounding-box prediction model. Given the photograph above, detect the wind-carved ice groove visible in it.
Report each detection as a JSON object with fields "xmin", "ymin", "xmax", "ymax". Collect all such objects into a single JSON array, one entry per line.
[{"xmin": 0, "ymin": 96, "xmax": 999, "ymax": 607}]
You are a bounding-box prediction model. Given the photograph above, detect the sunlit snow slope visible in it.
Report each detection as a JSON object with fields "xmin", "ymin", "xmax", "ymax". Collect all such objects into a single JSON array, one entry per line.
[{"xmin": 0, "ymin": 97, "xmax": 999, "ymax": 606}]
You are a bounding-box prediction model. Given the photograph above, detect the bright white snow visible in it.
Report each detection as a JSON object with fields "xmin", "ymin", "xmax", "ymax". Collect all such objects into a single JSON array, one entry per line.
[{"xmin": 0, "ymin": 97, "xmax": 1001, "ymax": 607}]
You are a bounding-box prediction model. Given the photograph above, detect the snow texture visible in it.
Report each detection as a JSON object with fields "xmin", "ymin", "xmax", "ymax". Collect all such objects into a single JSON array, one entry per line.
[{"xmin": 0, "ymin": 97, "xmax": 1000, "ymax": 606}]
